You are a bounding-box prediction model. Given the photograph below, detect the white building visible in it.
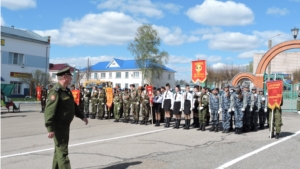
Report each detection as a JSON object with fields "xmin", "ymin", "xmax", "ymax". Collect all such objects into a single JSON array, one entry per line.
[
  {"xmin": 49, "ymin": 63, "xmax": 78, "ymax": 85},
  {"xmin": 1, "ymin": 26, "xmax": 50, "ymax": 96},
  {"xmin": 253, "ymin": 52, "xmax": 300, "ymax": 79},
  {"xmin": 79, "ymin": 58, "xmax": 176, "ymax": 89}
]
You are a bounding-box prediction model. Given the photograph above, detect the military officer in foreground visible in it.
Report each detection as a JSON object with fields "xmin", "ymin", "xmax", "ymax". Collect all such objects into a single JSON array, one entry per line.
[{"xmin": 44, "ymin": 67, "xmax": 88, "ymax": 169}]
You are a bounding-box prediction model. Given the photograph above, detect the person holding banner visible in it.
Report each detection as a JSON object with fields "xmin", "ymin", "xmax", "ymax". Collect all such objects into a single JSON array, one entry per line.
[
  {"xmin": 182, "ymin": 85, "xmax": 193, "ymax": 130},
  {"xmin": 172, "ymin": 85, "xmax": 182, "ymax": 129},
  {"xmin": 162, "ymin": 83, "xmax": 174, "ymax": 128},
  {"xmin": 230, "ymin": 85, "xmax": 245, "ymax": 135},
  {"xmin": 198, "ymin": 87, "xmax": 209, "ymax": 131},
  {"xmin": 153, "ymin": 89, "xmax": 163, "ymax": 126}
]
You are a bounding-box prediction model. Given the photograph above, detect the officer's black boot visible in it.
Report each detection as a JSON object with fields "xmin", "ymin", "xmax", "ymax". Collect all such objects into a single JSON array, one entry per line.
[
  {"xmin": 275, "ymin": 133, "xmax": 279, "ymax": 139},
  {"xmin": 131, "ymin": 120, "xmax": 136, "ymax": 124},
  {"xmin": 215, "ymin": 125, "xmax": 219, "ymax": 132},
  {"xmin": 164, "ymin": 118, "xmax": 168, "ymax": 127},
  {"xmin": 167, "ymin": 118, "xmax": 171, "ymax": 127},
  {"xmin": 210, "ymin": 125, "xmax": 215, "ymax": 132},
  {"xmin": 140, "ymin": 120, "xmax": 145, "ymax": 125},
  {"xmin": 197, "ymin": 124, "xmax": 202, "ymax": 131},
  {"xmin": 206, "ymin": 117, "xmax": 210, "ymax": 126},
  {"xmin": 191, "ymin": 117, "xmax": 195, "ymax": 127},
  {"xmin": 269, "ymin": 132, "xmax": 275, "ymax": 138},
  {"xmin": 157, "ymin": 120, "xmax": 160, "ymax": 126},
  {"xmin": 225, "ymin": 129, "xmax": 229, "ymax": 133}
]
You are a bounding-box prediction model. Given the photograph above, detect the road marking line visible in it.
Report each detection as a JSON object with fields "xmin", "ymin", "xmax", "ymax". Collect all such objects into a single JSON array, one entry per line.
[
  {"xmin": 217, "ymin": 130, "xmax": 300, "ymax": 169},
  {"xmin": 1, "ymin": 128, "xmax": 171, "ymax": 159}
]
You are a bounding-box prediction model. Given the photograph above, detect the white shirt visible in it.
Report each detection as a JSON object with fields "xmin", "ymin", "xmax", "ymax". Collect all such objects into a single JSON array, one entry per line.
[
  {"xmin": 153, "ymin": 95, "xmax": 163, "ymax": 103},
  {"xmin": 162, "ymin": 89, "xmax": 174, "ymax": 109},
  {"xmin": 173, "ymin": 92, "xmax": 182, "ymax": 102},
  {"xmin": 181, "ymin": 91, "xmax": 193, "ymax": 110}
]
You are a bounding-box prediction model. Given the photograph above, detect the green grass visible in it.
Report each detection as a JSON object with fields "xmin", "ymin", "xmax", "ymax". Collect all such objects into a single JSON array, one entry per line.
[{"xmin": 11, "ymin": 97, "xmax": 38, "ymax": 101}]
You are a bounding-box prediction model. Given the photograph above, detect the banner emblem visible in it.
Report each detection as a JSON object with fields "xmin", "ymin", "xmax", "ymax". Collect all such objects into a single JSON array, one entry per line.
[
  {"xmin": 191, "ymin": 60, "xmax": 207, "ymax": 83},
  {"xmin": 266, "ymin": 80, "xmax": 283, "ymax": 110}
]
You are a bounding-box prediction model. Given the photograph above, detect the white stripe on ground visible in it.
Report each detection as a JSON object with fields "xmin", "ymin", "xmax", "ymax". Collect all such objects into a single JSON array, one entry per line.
[
  {"xmin": 217, "ymin": 130, "xmax": 300, "ymax": 169},
  {"xmin": 1, "ymin": 128, "xmax": 171, "ymax": 159}
]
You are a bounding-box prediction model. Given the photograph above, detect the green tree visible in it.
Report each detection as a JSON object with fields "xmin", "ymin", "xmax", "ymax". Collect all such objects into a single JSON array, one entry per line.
[
  {"xmin": 128, "ymin": 24, "xmax": 169, "ymax": 85},
  {"xmin": 246, "ymin": 61, "xmax": 253, "ymax": 73},
  {"xmin": 18, "ymin": 69, "xmax": 52, "ymax": 97}
]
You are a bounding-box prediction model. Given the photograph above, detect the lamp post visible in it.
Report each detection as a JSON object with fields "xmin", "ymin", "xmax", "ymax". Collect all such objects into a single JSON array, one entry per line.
[
  {"xmin": 267, "ymin": 33, "xmax": 281, "ymax": 81},
  {"xmin": 291, "ymin": 27, "xmax": 299, "ymax": 39}
]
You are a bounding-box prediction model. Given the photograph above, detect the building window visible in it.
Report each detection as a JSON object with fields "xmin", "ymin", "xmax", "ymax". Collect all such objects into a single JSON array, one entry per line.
[
  {"xmin": 94, "ymin": 73, "xmax": 98, "ymax": 79},
  {"xmin": 52, "ymin": 73, "xmax": 56, "ymax": 78},
  {"xmin": 101, "ymin": 73, "xmax": 106, "ymax": 78},
  {"xmin": 116, "ymin": 83, "xmax": 121, "ymax": 88},
  {"xmin": 168, "ymin": 74, "xmax": 171, "ymax": 80},
  {"xmin": 10, "ymin": 81, "xmax": 22, "ymax": 94},
  {"xmin": 133, "ymin": 72, "xmax": 139, "ymax": 78},
  {"xmin": 125, "ymin": 72, "xmax": 129, "ymax": 78},
  {"xmin": 9, "ymin": 52, "xmax": 24, "ymax": 65},
  {"xmin": 116, "ymin": 72, "xmax": 121, "ymax": 78},
  {"xmin": 125, "ymin": 83, "xmax": 128, "ymax": 88},
  {"xmin": 109, "ymin": 72, "xmax": 112, "ymax": 78},
  {"xmin": 134, "ymin": 83, "xmax": 139, "ymax": 88}
]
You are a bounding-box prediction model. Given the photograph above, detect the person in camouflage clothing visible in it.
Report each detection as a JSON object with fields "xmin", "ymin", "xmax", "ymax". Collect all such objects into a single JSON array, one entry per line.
[
  {"xmin": 83, "ymin": 88, "xmax": 91, "ymax": 118},
  {"xmin": 90, "ymin": 87, "xmax": 98, "ymax": 119},
  {"xmin": 140, "ymin": 88, "xmax": 150, "ymax": 125},
  {"xmin": 131, "ymin": 87, "xmax": 141, "ymax": 124},
  {"xmin": 122, "ymin": 88, "xmax": 131, "ymax": 123},
  {"xmin": 113, "ymin": 88, "xmax": 123, "ymax": 122},
  {"xmin": 97, "ymin": 86, "xmax": 106, "ymax": 120}
]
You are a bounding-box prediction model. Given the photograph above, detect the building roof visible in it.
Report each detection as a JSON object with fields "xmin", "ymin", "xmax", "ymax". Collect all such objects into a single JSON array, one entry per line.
[
  {"xmin": 1, "ymin": 26, "xmax": 49, "ymax": 44},
  {"xmin": 49, "ymin": 63, "xmax": 76, "ymax": 72},
  {"xmin": 80, "ymin": 58, "xmax": 176, "ymax": 73}
]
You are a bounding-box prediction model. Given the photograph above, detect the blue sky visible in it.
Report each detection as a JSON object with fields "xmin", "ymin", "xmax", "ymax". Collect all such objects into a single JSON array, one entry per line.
[{"xmin": 1, "ymin": 0, "xmax": 300, "ymax": 81}]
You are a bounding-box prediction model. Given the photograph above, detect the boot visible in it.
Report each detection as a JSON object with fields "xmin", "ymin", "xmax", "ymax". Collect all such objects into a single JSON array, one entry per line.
[
  {"xmin": 183, "ymin": 119, "xmax": 188, "ymax": 130},
  {"xmin": 197, "ymin": 124, "xmax": 202, "ymax": 131},
  {"xmin": 191, "ymin": 118, "xmax": 195, "ymax": 127},
  {"xmin": 167, "ymin": 118, "xmax": 171, "ymax": 127},
  {"xmin": 206, "ymin": 117, "xmax": 210, "ymax": 126},
  {"xmin": 173, "ymin": 119, "xmax": 178, "ymax": 129},
  {"xmin": 194, "ymin": 118, "xmax": 200, "ymax": 128},
  {"xmin": 214, "ymin": 125, "xmax": 219, "ymax": 132},
  {"xmin": 210, "ymin": 125, "xmax": 215, "ymax": 132},
  {"xmin": 225, "ymin": 129, "xmax": 229, "ymax": 133},
  {"xmin": 89, "ymin": 114, "xmax": 95, "ymax": 119},
  {"xmin": 202, "ymin": 124, "xmax": 206, "ymax": 131},
  {"xmin": 269, "ymin": 132, "xmax": 275, "ymax": 138},
  {"xmin": 238, "ymin": 128, "xmax": 242, "ymax": 134},
  {"xmin": 131, "ymin": 120, "xmax": 136, "ymax": 124},
  {"xmin": 222, "ymin": 129, "xmax": 225, "ymax": 133},
  {"xmin": 275, "ymin": 133, "xmax": 279, "ymax": 139},
  {"xmin": 140, "ymin": 120, "xmax": 145, "ymax": 125},
  {"xmin": 235, "ymin": 128, "xmax": 238, "ymax": 134},
  {"xmin": 186, "ymin": 119, "xmax": 190, "ymax": 130},
  {"xmin": 155, "ymin": 120, "xmax": 158, "ymax": 126},
  {"xmin": 164, "ymin": 118, "xmax": 168, "ymax": 127},
  {"xmin": 177, "ymin": 119, "xmax": 181, "ymax": 129}
]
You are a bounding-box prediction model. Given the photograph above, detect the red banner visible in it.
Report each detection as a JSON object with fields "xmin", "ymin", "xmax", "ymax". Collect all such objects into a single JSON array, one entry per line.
[
  {"xmin": 71, "ymin": 89, "xmax": 80, "ymax": 105},
  {"xmin": 267, "ymin": 80, "xmax": 283, "ymax": 110},
  {"xmin": 106, "ymin": 87, "xmax": 113, "ymax": 109},
  {"xmin": 36, "ymin": 86, "xmax": 42, "ymax": 101},
  {"xmin": 146, "ymin": 86, "xmax": 153, "ymax": 104},
  {"xmin": 191, "ymin": 60, "xmax": 206, "ymax": 83}
]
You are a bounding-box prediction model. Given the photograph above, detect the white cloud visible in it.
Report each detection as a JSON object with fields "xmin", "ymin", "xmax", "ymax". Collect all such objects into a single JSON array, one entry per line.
[
  {"xmin": 191, "ymin": 27, "xmax": 223, "ymax": 35},
  {"xmin": 1, "ymin": 0, "xmax": 36, "ymax": 10},
  {"xmin": 50, "ymin": 55, "xmax": 131, "ymax": 69},
  {"xmin": 153, "ymin": 26, "xmax": 200, "ymax": 45},
  {"xmin": 1, "ymin": 16, "xmax": 5, "ymax": 25},
  {"xmin": 266, "ymin": 7, "xmax": 289, "ymax": 15},
  {"xmin": 211, "ymin": 62, "xmax": 226, "ymax": 69},
  {"xmin": 195, "ymin": 54, "xmax": 222, "ymax": 63},
  {"xmin": 168, "ymin": 55, "xmax": 194, "ymax": 64},
  {"xmin": 34, "ymin": 12, "xmax": 141, "ymax": 46},
  {"xmin": 186, "ymin": 0, "xmax": 254, "ymax": 26},
  {"xmin": 237, "ymin": 50, "xmax": 266, "ymax": 59},
  {"xmin": 97, "ymin": 0, "xmax": 164, "ymax": 18},
  {"xmin": 157, "ymin": 3, "xmax": 182, "ymax": 14},
  {"xmin": 35, "ymin": 11, "xmax": 198, "ymax": 46},
  {"xmin": 202, "ymin": 32, "xmax": 261, "ymax": 51},
  {"xmin": 252, "ymin": 30, "xmax": 291, "ymax": 47}
]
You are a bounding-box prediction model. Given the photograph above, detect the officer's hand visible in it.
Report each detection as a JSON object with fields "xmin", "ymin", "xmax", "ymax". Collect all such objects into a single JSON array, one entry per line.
[
  {"xmin": 83, "ymin": 118, "xmax": 88, "ymax": 125},
  {"xmin": 232, "ymin": 107, "xmax": 235, "ymax": 111},
  {"xmin": 250, "ymin": 108, "xmax": 253, "ymax": 112},
  {"xmin": 264, "ymin": 108, "xmax": 267, "ymax": 112},
  {"xmin": 199, "ymin": 107, "xmax": 204, "ymax": 110},
  {"xmin": 48, "ymin": 132, "xmax": 54, "ymax": 139},
  {"xmin": 241, "ymin": 108, "xmax": 245, "ymax": 111}
]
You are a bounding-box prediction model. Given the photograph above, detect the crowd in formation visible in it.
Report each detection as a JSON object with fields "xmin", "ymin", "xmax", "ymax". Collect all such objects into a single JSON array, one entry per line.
[{"xmin": 41, "ymin": 82, "xmax": 282, "ymax": 138}]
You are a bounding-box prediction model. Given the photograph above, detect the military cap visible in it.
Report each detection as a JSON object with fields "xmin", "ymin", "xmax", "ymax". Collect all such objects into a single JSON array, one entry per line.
[
  {"xmin": 56, "ymin": 67, "xmax": 73, "ymax": 76},
  {"xmin": 252, "ymin": 87, "xmax": 257, "ymax": 90},
  {"xmin": 224, "ymin": 84, "xmax": 230, "ymax": 88},
  {"xmin": 235, "ymin": 85, "xmax": 241, "ymax": 90},
  {"xmin": 259, "ymin": 89, "xmax": 264, "ymax": 92},
  {"xmin": 98, "ymin": 86, "xmax": 103, "ymax": 89}
]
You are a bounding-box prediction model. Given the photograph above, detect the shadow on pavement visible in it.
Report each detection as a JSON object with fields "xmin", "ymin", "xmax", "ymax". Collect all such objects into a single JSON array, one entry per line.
[
  {"xmin": 102, "ymin": 161, "xmax": 142, "ymax": 169},
  {"xmin": 1, "ymin": 115, "xmax": 27, "ymax": 118},
  {"xmin": 280, "ymin": 132, "xmax": 295, "ymax": 137}
]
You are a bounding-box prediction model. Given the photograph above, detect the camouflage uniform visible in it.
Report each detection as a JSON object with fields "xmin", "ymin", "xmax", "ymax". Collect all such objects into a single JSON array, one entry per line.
[
  {"xmin": 199, "ymin": 93, "xmax": 209, "ymax": 130},
  {"xmin": 243, "ymin": 88, "xmax": 252, "ymax": 132},
  {"xmin": 140, "ymin": 91, "xmax": 150, "ymax": 125},
  {"xmin": 41, "ymin": 87, "xmax": 47, "ymax": 113},
  {"xmin": 250, "ymin": 88, "xmax": 258, "ymax": 131},
  {"xmin": 131, "ymin": 89, "xmax": 141, "ymax": 124},
  {"xmin": 83, "ymin": 89, "xmax": 91, "ymax": 118},
  {"xmin": 97, "ymin": 89, "xmax": 106, "ymax": 119},
  {"xmin": 113, "ymin": 91, "xmax": 123, "ymax": 122},
  {"xmin": 122, "ymin": 90, "xmax": 131, "ymax": 122},
  {"xmin": 90, "ymin": 90, "xmax": 98, "ymax": 119}
]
